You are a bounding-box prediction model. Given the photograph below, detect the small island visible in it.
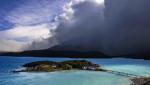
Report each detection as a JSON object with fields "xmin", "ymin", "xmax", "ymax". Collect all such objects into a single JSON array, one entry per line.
[{"xmin": 13, "ymin": 60, "xmax": 103, "ymax": 72}]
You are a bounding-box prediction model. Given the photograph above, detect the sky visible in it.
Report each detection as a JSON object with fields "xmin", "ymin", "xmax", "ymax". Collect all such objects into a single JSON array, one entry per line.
[
  {"xmin": 0, "ymin": 0, "xmax": 68, "ymax": 52},
  {"xmin": 0, "ymin": 0, "xmax": 150, "ymax": 56},
  {"xmin": 0, "ymin": 0, "xmax": 104, "ymax": 52}
]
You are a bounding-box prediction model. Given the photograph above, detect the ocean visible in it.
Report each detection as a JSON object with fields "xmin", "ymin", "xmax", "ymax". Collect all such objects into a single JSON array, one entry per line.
[{"xmin": 0, "ymin": 56, "xmax": 150, "ymax": 85}]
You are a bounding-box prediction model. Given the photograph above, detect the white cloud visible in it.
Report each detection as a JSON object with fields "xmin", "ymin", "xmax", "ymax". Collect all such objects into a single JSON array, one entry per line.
[
  {"xmin": 0, "ymin": 24, "xmax": 51, "ymax": 42},
  {"xmin": 0, "ymin": 39, "xmax": 26, "ymax": 52},
  {"xmin": 5, "ymin": 0, "xmax": 65, "ymax": 26},
  {"xmin": 0, "ymin": 0, "xmax": 65, "ymax": 52},
  {"xmin": 94, "ymin": 0, "xmax": 104, "ymax": 4}
]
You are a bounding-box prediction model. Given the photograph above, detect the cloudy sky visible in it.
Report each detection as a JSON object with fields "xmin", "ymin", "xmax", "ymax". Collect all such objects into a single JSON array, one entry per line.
[
  {"xmin": 0, "ymin": 0, "xmax": 68, "ymax": 52},
  {"xmin": 0, "ymin": 0, "xmax": 104, "ymax": 52},
  {"xmin": 0, "ymin": 0, "xmax": 150, "ymax": 56}
]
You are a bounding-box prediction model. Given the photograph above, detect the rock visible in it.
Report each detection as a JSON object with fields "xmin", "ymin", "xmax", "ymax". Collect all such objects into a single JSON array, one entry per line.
[{"xmin": 131, "ymin": 77, "xmax": 150, "ymax": 85}]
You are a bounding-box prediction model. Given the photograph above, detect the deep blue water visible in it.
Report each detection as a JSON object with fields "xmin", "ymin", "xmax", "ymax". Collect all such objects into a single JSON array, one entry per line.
[{"xmin": 0, "ymin": 56, "xmax": 150, "ymax": 85}]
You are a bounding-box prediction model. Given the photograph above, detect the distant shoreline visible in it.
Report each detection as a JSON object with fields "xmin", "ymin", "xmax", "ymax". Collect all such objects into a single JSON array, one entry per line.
[
  {"xmin": 0, "ymin": 55, "xmax": 149, "ymax": 60},
  {"xmin": 0, "ymin": 50, "xmax": 149, "ymax": 60}
]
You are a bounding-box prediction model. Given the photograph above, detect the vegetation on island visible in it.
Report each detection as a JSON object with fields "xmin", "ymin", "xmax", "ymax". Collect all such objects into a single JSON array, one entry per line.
[{"xmin": 13, "ymin": 60, "xmax": 102, "ymax": 72}]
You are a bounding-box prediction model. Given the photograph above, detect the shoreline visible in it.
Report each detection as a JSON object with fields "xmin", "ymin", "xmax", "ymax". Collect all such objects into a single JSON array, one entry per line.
[
  {"xmin": 0, "ymin": 55, "xmax": 149, "ymax": 60},
  {"xmin": 0, "ymin": 50, "xmax": 150, "ymax": 60}
]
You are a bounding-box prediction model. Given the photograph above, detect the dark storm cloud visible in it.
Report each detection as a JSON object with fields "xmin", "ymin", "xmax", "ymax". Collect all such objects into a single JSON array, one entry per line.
[
  {"xmin": 104, "ymin": 0, "xmax": 150, "ymax": 55},
  {"xmin": 54, "ymin": 1, "xmax": 105, "ymax": 50},
  {"xmin": 52, "ymin": 0, "xmax": 150, "ymax": 56}
]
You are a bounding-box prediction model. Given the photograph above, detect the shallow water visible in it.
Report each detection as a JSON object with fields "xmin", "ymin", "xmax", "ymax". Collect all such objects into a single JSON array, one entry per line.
[{"xmin": 0, "ymin": 56, "xmax": 150, "ymax": 85}]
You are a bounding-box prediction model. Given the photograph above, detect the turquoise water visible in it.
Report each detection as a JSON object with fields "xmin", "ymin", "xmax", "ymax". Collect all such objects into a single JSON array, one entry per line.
[{"xmin": 0, "ymin": 57, "xmax": 150, "ymax": 85}]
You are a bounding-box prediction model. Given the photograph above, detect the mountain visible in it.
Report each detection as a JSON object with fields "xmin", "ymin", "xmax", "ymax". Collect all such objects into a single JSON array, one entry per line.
[
  {"xmin": 0, "ymin": 48, "xmax": 106, "ymax": 58},
  {"xmin": 0, "ymin": 41, "xmax": 150, "ymax": 59},
  {"xmin": 0, "ymin": 44, "xmax": 150, "ymax": 60}
]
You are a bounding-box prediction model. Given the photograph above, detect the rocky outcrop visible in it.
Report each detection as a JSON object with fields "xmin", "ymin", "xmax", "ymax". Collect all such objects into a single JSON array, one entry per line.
[{"xmin": 130, "ymin": 77, "xmax": 150, "ymax": 85}]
